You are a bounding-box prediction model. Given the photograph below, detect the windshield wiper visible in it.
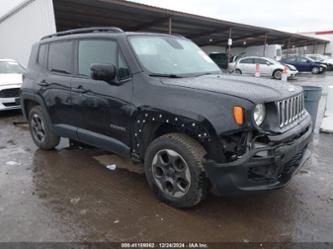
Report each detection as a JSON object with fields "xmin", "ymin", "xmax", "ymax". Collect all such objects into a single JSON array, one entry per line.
[
  {"xmin": 149, "ymin": 73, "xmax": 183, "ymax": 78},
  {"xmin": 193, "ymin": 72, "xmax": 220, "ymax": 77}
]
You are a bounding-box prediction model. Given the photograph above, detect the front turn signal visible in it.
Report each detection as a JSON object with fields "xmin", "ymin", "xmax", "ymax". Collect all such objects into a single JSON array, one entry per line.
[{"xmin": 233, "ymin": 106, "xmax": 244, "ymax": 126}]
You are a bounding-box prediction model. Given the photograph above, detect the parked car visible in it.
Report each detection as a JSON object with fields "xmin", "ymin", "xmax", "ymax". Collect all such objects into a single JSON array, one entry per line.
[
  {"xmin": 228, "ymin": 54, "xmax": 243, "ymax": 72},
  {"xmin": 306, "ymin": 54, "xmax": 333, "ymax": 71},
  {"xmin": 209, "ymin": 52, "xmax": 228, "ymax": 70},
  {"xmin": 235, "ymin": 56, "xmax": 298, "ymax": 79},
  {"xmin": 0, "ymin": 59, "xmax": 25, "ymax": 111},
  {"xmin": 280, "ymin": 56, "xmax": 327, "ymax": 74},
  {"xmin": 21, "ymin": 27, "xmax": 312, "ymax": 208}
]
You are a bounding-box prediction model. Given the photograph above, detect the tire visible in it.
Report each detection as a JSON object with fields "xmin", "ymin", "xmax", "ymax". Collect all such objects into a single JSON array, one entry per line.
[
  {"xmin": 28, "ymin": 106, "xmax": 60, "ymax": 150},
  {"xmin": 144, "ymin": 133, "xmax": 209, "ymax": 208},
  {"xmin": 235, "ymin": 69, "xmax": 242, "ymax": 75},
  {"xmin": 312, "ymin": 67, "xmax": 320, "ymax": 74},
  {"xmin": 273, "ymin": 69, "xmax": 283, "ymax": 80}
]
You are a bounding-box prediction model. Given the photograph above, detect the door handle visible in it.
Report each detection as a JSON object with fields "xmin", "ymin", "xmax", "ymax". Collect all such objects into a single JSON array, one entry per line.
[{"xmin": 38, "ymin": 80, "xmax": 50, "ymax": 87}]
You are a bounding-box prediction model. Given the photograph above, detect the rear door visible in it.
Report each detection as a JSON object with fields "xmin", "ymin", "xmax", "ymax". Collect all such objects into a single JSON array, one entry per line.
[
  {"xmin": 38, "ymin": 40, "xmax": 76, "ymax": 138},
  {"xmin": 238, "ymin": 58, "xmax": 255, "ymax": 74},
  {"xmin": 70, "ymin": 38, "xmax": 133, "ymax": 155}
]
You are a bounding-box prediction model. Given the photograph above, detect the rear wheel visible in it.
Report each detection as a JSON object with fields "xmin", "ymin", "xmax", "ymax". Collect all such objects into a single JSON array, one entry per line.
[
  {"xmin": 28, "ymin": 106, "xmax": 60, "ymax": 150},
  {"xmin": 312, "ymin": 67, "xmax": 320, "ymax": 74},
  {"xmin": 144, "ymin": 133, "xmax": 209, "ymax": 208},
  {"xmin": 235, "ymin": 69, "xmax": 242, "ymax": 75}
]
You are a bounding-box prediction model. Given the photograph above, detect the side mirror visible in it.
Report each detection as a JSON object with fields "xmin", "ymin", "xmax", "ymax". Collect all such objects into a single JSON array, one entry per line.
[
  {"xmin": 90, "ymin": 64, "xmax": 116, "ymax": 83},
  {"xmin": 266, "ymin": 61, "xmax": 271, "ymax": 66}
]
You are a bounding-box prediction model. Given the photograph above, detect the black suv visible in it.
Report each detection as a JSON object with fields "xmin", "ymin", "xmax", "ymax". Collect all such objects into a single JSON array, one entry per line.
[{"xmin": 21, "ymin": 27, "xmax": 312, "ymax": 208}]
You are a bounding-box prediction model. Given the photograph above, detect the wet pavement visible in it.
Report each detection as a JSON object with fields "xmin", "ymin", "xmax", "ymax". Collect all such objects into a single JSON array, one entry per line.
[{"xmin": 0, "ymin": 73, "xmax": 333, "ymax": 243}]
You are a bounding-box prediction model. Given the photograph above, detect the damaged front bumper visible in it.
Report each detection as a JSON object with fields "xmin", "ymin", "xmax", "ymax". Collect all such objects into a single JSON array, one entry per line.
[{"xmin": 203, "ymin": 118, "xmax": 313, "ymax": 196}]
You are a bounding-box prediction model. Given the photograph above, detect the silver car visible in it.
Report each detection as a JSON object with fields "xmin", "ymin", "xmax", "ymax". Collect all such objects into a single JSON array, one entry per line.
[
  {"xmin": 0, "ymin": 59, "xmax": 25, "ymax": 111},
  {"xmin": 235, "ymin": 56, "xmax": 298, "ymax": 80}
]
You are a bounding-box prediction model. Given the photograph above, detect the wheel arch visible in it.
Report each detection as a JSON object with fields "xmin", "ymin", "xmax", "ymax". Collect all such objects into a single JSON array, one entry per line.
[
  {"xmin": 272, "ymin": 68, "xmax": 283, "ymax": 78},
  {"xmin": 132, "ymin": 107, "xmax": 225, "ymax": 163},
  {"xmin": 21, "ymin": 93, "xmax": 51, "ymax": 124}
]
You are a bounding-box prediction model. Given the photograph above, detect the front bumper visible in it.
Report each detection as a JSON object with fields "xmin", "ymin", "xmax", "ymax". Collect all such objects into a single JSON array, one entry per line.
[
  {"xmin": 287, "ymin": 71, "xmax": 298, "ymax": 79},
  {"xmin": 0, "ymin": 97, "xmax": 21, "ymax": 111},
  {"xmin": 0, "ymin": 84, "xmax": 21, "ymax": 111},
  {"xmin": 203, "ymin": 121, "xmax": 312, "ymax": 196}
]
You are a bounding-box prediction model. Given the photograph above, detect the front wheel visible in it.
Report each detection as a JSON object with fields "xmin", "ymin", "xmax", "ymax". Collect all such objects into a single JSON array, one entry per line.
[
  {"xmin": 28, "ymin": 106, "xmax": 60, "ymax": 150},
  {"xmin": 273, "ymin": 69, "xmax": 283, "ymax": 80},
  {"xmin": 144, "ymin": 133, "xmax": 209, "ymax": 208},
  {"xmin": 312, "ymin": 67, "xmax": 320, "ymax": 74}
]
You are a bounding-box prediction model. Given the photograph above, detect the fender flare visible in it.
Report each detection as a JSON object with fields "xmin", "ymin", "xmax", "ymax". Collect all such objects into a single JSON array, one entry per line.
[
  {"xmin": 21, "ymin": 92, "xmax": 52, "ymax": 125},
  {"xmin": 132, "ymin": 106, "xmax": 225, "ymax": 162}
]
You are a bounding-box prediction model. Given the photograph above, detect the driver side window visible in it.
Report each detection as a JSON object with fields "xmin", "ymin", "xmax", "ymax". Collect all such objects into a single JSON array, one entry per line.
[
  {"xmin": 78, "ymin": 39, "xmax": 130, "ymax": 80},
  {"xmin": 298, "ymin": 57, "xmax": 308, "ymax": 63}
]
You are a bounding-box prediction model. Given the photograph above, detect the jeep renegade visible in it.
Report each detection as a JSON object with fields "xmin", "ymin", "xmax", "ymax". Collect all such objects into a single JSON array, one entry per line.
[{"xmin": 21, "ymin": 27, "xmax": 312, "ymax": 208}]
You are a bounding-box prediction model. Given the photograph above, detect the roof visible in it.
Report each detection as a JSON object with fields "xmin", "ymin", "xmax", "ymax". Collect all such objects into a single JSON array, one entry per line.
[
  {"xmin": 52, "ymin": 0, "xmax": 329, "ymax": 48},
  {"xmin": 1, "ymin": 0, "xmax": 329, "ymax": 48}
]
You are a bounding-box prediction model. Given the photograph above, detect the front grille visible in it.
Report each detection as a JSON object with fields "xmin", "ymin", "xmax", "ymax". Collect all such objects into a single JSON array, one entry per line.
[
  {"xmin": 277, "ymin": 93, "xmax": 305, "ymax": 128},
  {"xmin": 0, "ymin": 88, "xmax": 20, "ymax": 98},
  {"xmin": 3, "ymin": 102, "xmax": 19, "ymax": 107}
]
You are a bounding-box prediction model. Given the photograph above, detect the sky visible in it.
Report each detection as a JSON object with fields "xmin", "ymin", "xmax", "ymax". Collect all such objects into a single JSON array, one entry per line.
[{"xmin": 0, "ymin": 0, "xmax": 332, "ymax": 33}]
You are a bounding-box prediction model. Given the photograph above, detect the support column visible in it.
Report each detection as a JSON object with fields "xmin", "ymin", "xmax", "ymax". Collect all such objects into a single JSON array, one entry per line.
[
  {"xmin": 168, "ymin": 16, "xmax": 172, "ymax": 34},
  {"xmin": 227, "ymin": 28, "xmax": 232, "ymax": 64},
  {"xmin": 287, "ymin": 38, "xmax": 291, "ymax": 57},
  {"xmin": 324, "ymin": 43, "xmax": 327, "ymax": 54},
  {"xmin": 263, "ymin": 33, "xmax": 268, "ymax": 56}
]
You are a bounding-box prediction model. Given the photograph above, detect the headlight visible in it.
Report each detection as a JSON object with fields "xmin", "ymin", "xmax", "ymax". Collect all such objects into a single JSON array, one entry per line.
[{"xmin": 253, "ymin": 104, "xmax": 266, "ymax": 126}]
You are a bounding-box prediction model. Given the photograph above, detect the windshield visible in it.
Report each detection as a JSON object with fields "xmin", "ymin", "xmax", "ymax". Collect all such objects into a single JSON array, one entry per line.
[
  {"xmin": 0, "ymin": 61, "xmax": 25, "ymax": 74},
  {"xmin": 128, "ymin": 35, "xmax": 220, "ymax": 76}
]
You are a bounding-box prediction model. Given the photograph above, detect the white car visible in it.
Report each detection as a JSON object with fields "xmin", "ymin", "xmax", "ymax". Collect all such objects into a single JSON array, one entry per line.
[
  {"xmin": 0, "ymin": 59, "xmax": 25, "ymax": 111},
  {"xmin": 235, "ymin": 56, "xmax": 298, "ymax": 80}
]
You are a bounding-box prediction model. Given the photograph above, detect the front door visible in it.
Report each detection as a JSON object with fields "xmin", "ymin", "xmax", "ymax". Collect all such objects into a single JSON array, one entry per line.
[
  {"xmin": 70, "ymin": 39, "xmax": 133, "ymax": 156},
  {"xmin": 254, "ymin": 58, "xmax": 272, "ymax": 77},
  {"xmin": 297, "ymin": 57, "xmax": 311, "ymax": 71}
]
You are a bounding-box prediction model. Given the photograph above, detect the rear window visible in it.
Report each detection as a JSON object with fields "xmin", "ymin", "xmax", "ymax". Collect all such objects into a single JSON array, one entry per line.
[
  {"xmin": 38, "ymin": 44, "xmax": 48, "ymax": 67},
  {"xmin": 254, "ymin": 58, "xmax": 268, "ymax": 65},
  {"xmin": 48, "ymin": 41, "xmax": 73, "ymax": 74},
  {"xmin": 240, "ymin": 58, "xmax": 254, "ymax": 64}
]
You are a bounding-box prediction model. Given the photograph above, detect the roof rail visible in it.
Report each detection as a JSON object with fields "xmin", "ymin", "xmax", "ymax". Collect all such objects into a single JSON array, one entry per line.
[{"xmin": 41, "ymin": 27, "xmax": 124, "ymax": 40}]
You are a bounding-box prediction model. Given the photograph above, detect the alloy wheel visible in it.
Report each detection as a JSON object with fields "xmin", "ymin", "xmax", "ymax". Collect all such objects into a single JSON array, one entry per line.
[
  {"xmin": 312, "ymin": 67, "xmax": 319, "ymax": 74},
  {"xmin": 152, "ymin": 149, "xmax": 191, "ymax": 198},
  {"xmin": 274, "ymin": 70, "xmax": 282, "ymax": 79},
  {"xmin": 31, "ymin": 113, "xmax": 46, "ymax": 143}
]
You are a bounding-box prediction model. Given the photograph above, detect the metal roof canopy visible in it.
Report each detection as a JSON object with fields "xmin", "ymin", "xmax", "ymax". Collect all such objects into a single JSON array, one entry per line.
[{"xmin": 53, "ymin": 0, "xmax": 328, "ymax": 48}]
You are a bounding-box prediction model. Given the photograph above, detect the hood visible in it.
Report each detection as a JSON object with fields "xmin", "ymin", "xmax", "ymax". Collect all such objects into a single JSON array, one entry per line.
[
  {"xmin": 161, "ymin": 74, "xmax": 303, "ymax": 103},
  {"xmin": 326, "ymin": 58, "xmax": 333, "ymax": 64},
  {"xmin": 285, "ymin": 64, "xmax": 298, "ymax": 71},
  {"xmin": 0, "ymin": 74, "xmax": 23, "ymax": 86}
]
